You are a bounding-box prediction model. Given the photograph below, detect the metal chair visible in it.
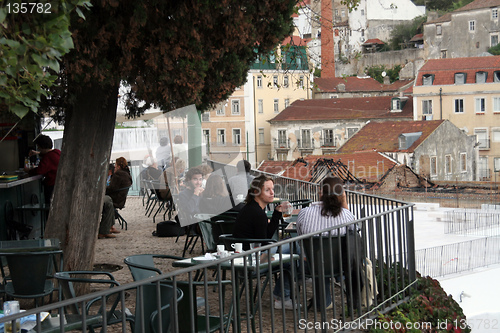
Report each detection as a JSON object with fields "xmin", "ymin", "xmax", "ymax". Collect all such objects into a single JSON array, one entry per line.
[
  {"xmin": 136, "ymin": 283, "xmax": 183, "ymax": 333},
  {"xmin": 1, "ymin": 249, "xmax": 63, "ymax": 306},
  {"xmin": 111, "ymin": 186, "xmax": 131, "ymax": 230},
  {"xmin": 54, "ymin": 271, "xmax": 134, "ymax": 333}
]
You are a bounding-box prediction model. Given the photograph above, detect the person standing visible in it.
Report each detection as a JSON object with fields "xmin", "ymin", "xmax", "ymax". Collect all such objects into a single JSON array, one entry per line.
[
  {"xmin": 155, "ymin": 137, "xmax": 171, "ymax": 169},
  {"xmin": 228, "ymin": 159, "xmax": 254, "ymax": 204},
  {"xmin": 27, "ymin": 134, "xmax": 61, "ymax": 205}
]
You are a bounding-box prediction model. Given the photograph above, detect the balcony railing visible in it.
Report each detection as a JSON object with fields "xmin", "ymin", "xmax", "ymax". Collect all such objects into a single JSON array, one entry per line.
[{"xmin": 6, "ymin": 165, "xmax": 416, "ymax": 333}]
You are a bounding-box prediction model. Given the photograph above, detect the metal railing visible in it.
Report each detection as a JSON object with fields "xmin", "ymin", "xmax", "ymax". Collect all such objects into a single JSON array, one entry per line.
[
  {"xmin": 415, "ymin": 237, "xmax": 500, "ymax": 277},
  {"xmin": 1, "ymin": 186, "xmax": 416, "ymax": 333},
  {"xmin": 445, "ymin": 208, "xmax": 500, "ymax": 236}
]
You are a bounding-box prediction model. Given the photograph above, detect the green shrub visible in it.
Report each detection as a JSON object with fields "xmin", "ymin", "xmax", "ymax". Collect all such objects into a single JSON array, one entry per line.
[{"xmin": 370, "ymin": 276, "xmax": 471, "ymax": 332}]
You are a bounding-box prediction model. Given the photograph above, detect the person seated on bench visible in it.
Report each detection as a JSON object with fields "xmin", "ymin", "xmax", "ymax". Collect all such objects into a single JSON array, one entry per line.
[{"xmin": 98, "ymin": 157, "xmax": 132, "ymax": 239}]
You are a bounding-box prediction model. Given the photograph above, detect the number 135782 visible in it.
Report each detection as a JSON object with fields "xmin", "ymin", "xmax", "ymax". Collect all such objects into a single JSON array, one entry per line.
[{"xmin": 6, "ymin": 2, "xmax": 52, "ymax": 14}]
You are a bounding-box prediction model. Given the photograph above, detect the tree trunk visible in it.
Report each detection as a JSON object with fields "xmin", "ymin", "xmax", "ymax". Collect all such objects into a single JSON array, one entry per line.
[{"xmin": 45, "ymin": 84, "xmax": 118, "ymax": 272}]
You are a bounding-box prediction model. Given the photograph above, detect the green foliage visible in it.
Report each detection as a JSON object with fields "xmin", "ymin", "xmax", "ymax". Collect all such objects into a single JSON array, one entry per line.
[
  {"xmin": 389, "ymin": 15, "xmax": 427, "ymax": 50},
  {"xmin": 370, "ymin": 276, "xmax": 471, "ymax": 333},
  {"xmin": 411, "ymin": 0, "xmax": 474, "ymax": 11},
  {"xmin": 0, "ymin": 0, "xmax": 91, "ymax": 118},
  {"xmin": 365, "ymin": 65, "xmax": 402, "ymax": 84},
  {"xmin": 488, "ymin": 43, "xmax": 500, "ymax": 55}
]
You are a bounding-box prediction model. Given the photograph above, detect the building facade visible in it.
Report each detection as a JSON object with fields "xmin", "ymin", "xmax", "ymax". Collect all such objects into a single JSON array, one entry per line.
[
  {"xmin": 413, "ymin": 55, "xmax": 500, "ymax": 180},
  {"xmin": 424, "ymin": 0, "xmax": 500, "ymax": 59}
]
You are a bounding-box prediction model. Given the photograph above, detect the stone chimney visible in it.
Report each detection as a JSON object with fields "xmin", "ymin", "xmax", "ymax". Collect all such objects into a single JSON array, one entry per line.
[
  {"xmin": 383, "ymin": 76, "xmax": 390, "ymax": 85},
  {"xmin": 321, "ymin": 0, "xmax": 335, "ymax": 78}
]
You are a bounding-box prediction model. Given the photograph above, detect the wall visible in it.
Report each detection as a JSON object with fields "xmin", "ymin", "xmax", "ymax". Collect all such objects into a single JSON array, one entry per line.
[{"xmin": 414, "ymin": 120, "xmax": 478, "ymax": 182}]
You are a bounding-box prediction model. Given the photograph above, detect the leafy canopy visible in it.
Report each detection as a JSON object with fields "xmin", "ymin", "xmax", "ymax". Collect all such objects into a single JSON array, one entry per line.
[
  {"xmin": 0, "ymin": 0, "xmax": 91, "ymax": 118},
  {"xmin": 49, "ymin": 0, "xmax": 296, "ymax": 117}
]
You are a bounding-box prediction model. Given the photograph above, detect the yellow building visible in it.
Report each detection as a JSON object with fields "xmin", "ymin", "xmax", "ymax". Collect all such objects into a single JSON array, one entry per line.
[{"xmin": 413, "ymin": 56, "xmax": 500, "ymax": 180}]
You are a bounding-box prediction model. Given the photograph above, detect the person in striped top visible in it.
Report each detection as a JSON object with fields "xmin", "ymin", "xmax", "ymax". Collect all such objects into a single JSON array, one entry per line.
[{"xmin": 296, "ymin": 176, "xmax": 355, "ymax": 309}]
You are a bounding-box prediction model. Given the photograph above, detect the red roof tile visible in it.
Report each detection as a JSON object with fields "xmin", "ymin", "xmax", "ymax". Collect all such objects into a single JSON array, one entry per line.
[
  {"xmin": 363, "ymin": 38, "xmax": 385, "ymax": 45},
  {"xmin": 455, "ymin": 0, "xmax": 500, "ymax": 12},
  {"xmin": 257, "ymin": 160, "xmax": 293, "ymax": 175},
  {"xmin": 415, "ymin": 56, "xmax": 500, "ymax": 86},
  {"xmin": 314, "ymin": 76, "xmax": 384, "ymax": 92},
  {"xmin": 269, "ymin": 96, "xmax": 413, "ymax": 122},
  {"xmin": 425, "ymin": 12, "xmax": 452, "ymax": 25},
  {"xmin": 338, "ymin": 120, "xmax": 444, "ymax": 153},
  {"xmin": 281, "ymin": 35, "xmax": 307, "ymax": 46},
  {"xmin": 410, "ymin": 34, "xmax": 423, "ymax": 42}
]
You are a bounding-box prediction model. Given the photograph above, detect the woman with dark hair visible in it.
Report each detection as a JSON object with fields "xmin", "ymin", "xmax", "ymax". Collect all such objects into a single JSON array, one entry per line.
[
  {"xmin": 199, "ymin": 174, "xmax": 232, "ymax": 214},
  {"xmin": 296, "ymin": 176, "xmax": 356, "ymax": 309},
  {"xmin": 232, "ymin": 174, "xmax": 285, "ymax": 241}
]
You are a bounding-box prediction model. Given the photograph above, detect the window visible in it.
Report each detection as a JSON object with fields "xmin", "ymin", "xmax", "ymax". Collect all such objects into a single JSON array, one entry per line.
[
  {"xmin": 454, "ymin": 73, "xmax": 466, "ymax": 84},
  {"xmin": 258, "ymin": 128, "xmax": 265, "ymax": 145},
  {"xmin": 360, "ymin": 9, "xmax": 364, "ymax": 16},
  {"xmin": 475, "ymin": 128, "xmax": 489, "ymax": 149},
  {"xmin": 202, "ymin": 129, "xmax": 210, "ymax": 145},
  {"xmin": 301, "ymin": 129, "xmax": 311, "ymax": 148},
  {"xmin": 273, "ymin": 75, "xmax": 278, "ymax": 88},
  {"xmin": 232, "ymin": 129, "xmax": 241, "ymax": 145},
  {"xmin": 278, "ymin": 130, "xmax": 287, "ymax": 147},
  {"xmin": 217, "ymin": 129, "xmax": 226, "ymax": 145},
  {"xmin": 495, "ymin": 71, "xmax": 500, "ymax": 82},
  {"xmin": 493, "ymin": 8, "xmax": 498, "ymax": 20},
  {"xmin": 491, "ymin": 34, "xmax": 499, "ymax": 47},
  {"xmin": 283, "ymin": 75, "xmax": 289, "ymax": 88},
  {"xmin": 299, "ymin": 75, "xmax": 304, "ymax": 88},
  {"xmin": 476, "ymin": 71, "xmax": 487, "ymax": 83},
  {"xmin": 216, "ymin": 107, "xmax": 225, "ymax": 116},
  {"xmin": 231, "ymin": 100, "xmax": 240, "ymax": 115},
  {"xmin": 445, "ymin": 155, "xmax": 452, "ymax": 174},
  {"xmin": 277, "ymin": 153, "xmax": 287, "ymax": 161},
  {"xmin": 454, "ymin": 99, "xmax": 464, "ymax": 113},
  {"xmin": 495, "ymin": 157, "xmax": 500, "ymax": 172},
  {"xmin": 341, "ymin": 9, "xmax": 345, "ymax": 17},
  {"xmin": 257, "ymin": 75, "xmax": 262, "ymax": 88},
  {"xmin": 422, "ymin": 100, "xmax": 433, "ymax": 115},
  {"xmin": 296, "ymin": 57, "xmax": 302, "ymax": 68},
  {"xmin": 460, "ymin": 153, "xmax": 467, "ymax": 173},
  {"xmin": 475, "ymin": 98, "xmax": 486, "ymax": 113},
  {"xmin": 422, "ymin": 74, "xmax": 434, "ymax": 85},
  {"xmin": 469, "ymin": 20, "xmax": 476, "ymax": 32},
  {"xmin": 441, "ymin": 50, "xmax": 447, "ymax": 59},
  {"xmin": 430, "ymin": 156, "xmax": 437, "ymax": 176},
  {"xmin": 258, "ymin": 99, "xmax": 263, "ymax": 114},
  {"xmin": 273, "ymin": 99, "xmax": 279, "ymax": 113},
  {"xmin": 347, "ymin": 127, "xmax": 358, "ymax": 138},
  {"xmin": 492, "ymin": 128, "xmax": 500, "ymax": 142},
  {"xmin": 269, "ymin": 54, "xmax": 276, "ymax": 64},
  {"xmin": 201, "ymin": 112, "xmax": 210, "ymax": 122},
  {"xmin": 495, "ymin": 97, "xmax": 500, "ymax": 112},
  {"xmin": 391, "ymin": 98, "xmax": 401, "ymax": 111},
  {"xmin": 329, "ymin": 94, "xmax": 338, "ymax": 98},
  {"xmin": 436, "ymin": 25, "xmax": 442, "ymax": 35},
  {"xmin": 479, "ymin": 157, "xmax": 489, "ymax": 179},
  {"xmin": 323, "ymin": 129, "xmax": 335, "ymax": 147},
  {"xmin": 284, "ymin": 99, "xmax": 290, "ymax": 108}
]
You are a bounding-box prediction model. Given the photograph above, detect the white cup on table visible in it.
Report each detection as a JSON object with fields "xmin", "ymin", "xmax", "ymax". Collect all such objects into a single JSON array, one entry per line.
[{"xmin": 231, "ymin": 243, "xmax": 243, "ymax": 253}]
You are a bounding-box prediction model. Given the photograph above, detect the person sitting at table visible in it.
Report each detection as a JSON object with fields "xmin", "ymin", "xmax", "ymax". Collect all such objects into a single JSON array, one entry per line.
[
  {"xmin": 27, "ymin": 134, "xmax": 61, "ymax": 205},
  {"xmin": 98, "ymin": 157, "xmax": 132, "ymax": 239},
  {"xmin": 140, "ymin": 156, "xmax": 171, "ymax": 201},
  {"xmin": 175, "ymin": 166, "xmax": 204, "ymax": 225},
  {"xmin": 232, "ymin": 175, "xmax": 296, "ymax": 310},
  {"xmin": 296, "ymin": 176, "xmax": 355, "ymax": 309},
  {"xmin": 199, "ymin": 174, "xmax": 243, "ymax": 215}
]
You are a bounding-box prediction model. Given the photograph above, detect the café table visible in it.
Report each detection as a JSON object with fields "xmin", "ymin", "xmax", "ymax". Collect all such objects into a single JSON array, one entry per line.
[{"xmin": 172, "ymin": 252, "xmax": 299, "ymax": 333}]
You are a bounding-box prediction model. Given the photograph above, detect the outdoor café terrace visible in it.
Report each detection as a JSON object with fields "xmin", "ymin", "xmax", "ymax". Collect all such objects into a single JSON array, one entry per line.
[{"xmin": 0, "ymin": 163, "xmax": 416, "ymax": 333}]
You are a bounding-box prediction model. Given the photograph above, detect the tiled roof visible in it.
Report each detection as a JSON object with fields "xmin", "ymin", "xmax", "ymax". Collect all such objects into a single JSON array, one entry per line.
[
  {"xmin": 363, "ymin": 38, "xmax": 385, "ymax": 45},
  {"xmin": 415, "ymin": 56, "xmax": 500, "ymax": 86},
  {"xmin": 381, "ymin": 79, "xmax": 414, "ymax": 92},
  {"xmin": 425, "ymin": 12, "xmax": 452, "ymax": 25},
  {"xmin": 314, "ymin": 76, "xmax": 384, "ymax": 92},
  {"xmin": 338, "ymin": 120, "xmax": 444, "ymax": 153},
  {"xmin": 410, "ymin": 33, "xmax": 423, "ymax": 42},
  {"xmin": 269, "ymin": 96, "xmax": 413, "ymax": 122},
  {"xmin": 256, "ymin": 160, "xmax": 293, "ymax": 175},
  {"xmin": 281, "ymin": 35, "xmax": 307, "ymax": 46},
  {"xmin": 455, "ymin": 0, "xmax": 500, "ymax": 12}
]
